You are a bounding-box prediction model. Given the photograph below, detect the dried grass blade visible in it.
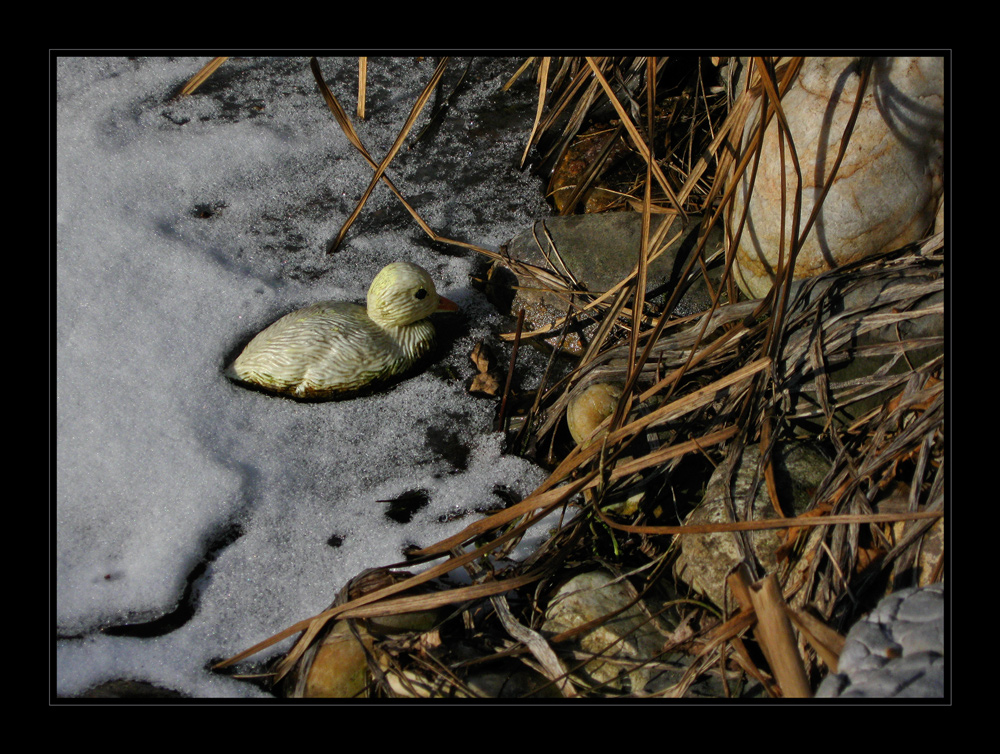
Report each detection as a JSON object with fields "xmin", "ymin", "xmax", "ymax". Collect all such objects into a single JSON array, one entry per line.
[
  {"xmin": 497, "ymin": 309, "xmax": 524, "ymax": 431},
  {"xmin": 412, "ymin": 473, "xmax": 596, "ymax": 558},
  {"xmin": 597, "ymin": 426, "xmax": 738, "ymax": 483},
  {"xmin": 310, "ymin": 57, "xmax": 426, "ymax": 228},
  {"xmin": 493, "ymin": 595, "xmax": 576, "ymax": 697},
  {"xmin": 177, "ymin": 56, "xmax": 229, "ymax": 97},
  {"xmin": 760, "ymin": 419, "xmax": 786, "ymax": 518},
  {"xmin": 310, "ymin": 58, "xmax": 499, "ymax": 261},
  {"xmin": 520, "ymin": 57, "xmax": 549, "ymax": 168},
  {"xmin": 218, "ymin": 500, "xmax": 564, "ymax": 675},
  {"xmin": 584, "ymin": 56, "xmax": 686, "ymax": 221},
  {"xmin": 554, "ymin": 124, "xmax": 625, "ymax": 215},
  {"xmin": 725, "ymin": 570, "xmax": 780, "ymax": 697},
  {"xmin": 328, "ymin": 57, "xmax": 450, "ymax": 252},
  {"xmin": 260, "ymin": 525, "xmax": 556, "ymax": 681},
  {"xmin": 534, "ymin": 360, "xmax": 768, "ymax": 501},
  {"xmin": 637, "ymin": 317, "xmax": 756, "ymax": 404},
  {"xmin": 576, "ymin": 279, "xmax": 634, "ymax": 366},
  {"xmin": 622, "ymin": 138, "xmax": 766, "ymax": 402},
  {"xmin": 269, "ymin": 569, "xmax": 549, "ymax": 684},
  {"xmin": 766, "ymin": 58, "xmax": 870, "ymax": 366},
  {"xmin": 536, "ymin": 64, "xmax": 604, "ymax": 168},
  {"xmin": 338, "ymin": 571, "xmax": 547, "ymax": 621},
  {"xmin": 622, "ymin": 357, "xmax": 770, "ymax": 436},
  {"xmin": 357, "ymin": 57, "xmax": 367, "ymax": 119},
  {"xmin": 500, "ymin": 219, "xmax": 686, "ymax": 345},
  {"xmin": 690, "ymin": 606, "xmax": 757, "ymax": 664},
  {"xmin": 601, "ymin": 508, "xmax": 942, "ymax": 537},
  {"xmin": 783, "ymin": 605, "xmax": 845, "ymax": 672},
  {"xmin": 747, "ymin": 574, "xmax": 811, "ymax": 697},
  {"xmin": 626, "ymin": 58, "xmax": 656, "ymax": 383},
  {"xmin": 677, "ymin": 86, "xmax": 752, "ymax": 210},
  {"xmin": 503, "ymin": 57, "xmax": 536, "ymax": 90}
]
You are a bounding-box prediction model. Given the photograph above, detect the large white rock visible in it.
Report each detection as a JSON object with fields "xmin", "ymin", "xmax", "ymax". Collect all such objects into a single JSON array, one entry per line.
[{"xmin": 730, "ymin": 57, "xmax": 944, "ymax": 299}]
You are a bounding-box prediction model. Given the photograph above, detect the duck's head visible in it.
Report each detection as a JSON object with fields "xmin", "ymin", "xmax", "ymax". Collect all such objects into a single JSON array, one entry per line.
[{"xmin": 366, "ymin": 261, "xmax": 458, "ymax": 328}]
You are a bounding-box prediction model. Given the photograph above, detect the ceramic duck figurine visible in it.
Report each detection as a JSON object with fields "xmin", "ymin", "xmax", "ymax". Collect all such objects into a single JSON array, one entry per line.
[{"xmin": 226, "ymin": 261, "xmax": 458, "ymax": 399}]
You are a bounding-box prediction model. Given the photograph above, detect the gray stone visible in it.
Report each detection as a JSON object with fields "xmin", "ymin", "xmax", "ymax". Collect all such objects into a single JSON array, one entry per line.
[
  {"xmin": 673, "ymin": 442, "xmax": 832, "ymax": 609},
  {"xmin": 542, "ymin": 569, "xmax": 671, "ymax": 693},
  {"xmin": 815, "ymin": 583, "xmax": 945, "ymax": 698},
  {"xmin": 494, "ymin": 213, "xmax": 725, "ymax": 351}
]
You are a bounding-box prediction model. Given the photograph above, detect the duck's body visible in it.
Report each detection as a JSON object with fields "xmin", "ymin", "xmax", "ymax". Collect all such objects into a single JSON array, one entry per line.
[{"xmin": 226, "ymin": 262, "xmax": 458, "ymax": 399}]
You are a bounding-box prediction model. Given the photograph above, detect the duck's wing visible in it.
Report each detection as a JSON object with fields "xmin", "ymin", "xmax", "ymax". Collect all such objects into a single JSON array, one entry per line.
[{"xmin": 228, "ymin": 302, "xmax": 411, "ymax": 398}]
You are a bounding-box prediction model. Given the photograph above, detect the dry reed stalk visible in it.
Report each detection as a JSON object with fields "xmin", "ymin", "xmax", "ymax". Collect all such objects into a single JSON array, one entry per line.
[
  {"xmin": 222, "ymin": 552, "xmax": 551, "ymax": 682},
  {"xmin": 552, "ymin": 123, "xmax": 628, "ymax": 214},
  {"xmin": 177, "ymin": 57, "xmax": 505, "ymax": 261},
  {"xmin": 497, "ymin": 309, "xmax": 525, "ymax": 432},
  {"xmin": 584, "ymin": 57, "xmax": 687, "ymax": 222},
  {"xmin": 533, "ymin": 59, "xmax": 609, "ymax": 169},
  {"xmin": 745, "ymin": 573, "xmax": 811, "ymax": 697},
  {"xmin": 726, "ymin": 570, "xmax": 779, "ymax": 696},
  {"xmin": 601, "ymin": 505, "xmax": 940, "ymax": 538},
  {"xmin": 520, "ymin": 56, "xmax": 550, "ymax": 168},
  {"xmin": 356, "ymin": 57, "xmax": 367, "ymax": 119},
  {"xmin": 784, "ymin": 604, "xmax": 845, "ymax": 672},
  {"xmin": 327, "ymin": 57, "xmax": 449, "ymax": 252},
  {"xmin": 661, "ymin": 605, "xmax": 759, "ymax": 697},
  {"xmin": 309, "ymin": 58, "xmax": 503, "ymax": 262},
  {"xmin": 218, "ymin": 466, "xmax": 599, "ymax": 677},
  {"xmin": 502, "ymin": 57, "xmax": 537, "ymax": 92},
  {"xmin": 530, "ymin": 355, "xmax": 766, "ymax": 503},
  {"xmin": 176, "ymin": 56, "xmax": 228, "ymax": 97},
  {"xmin": 492, "ymin": 594, "xmax": 577, "ymax": 697},
  {"xmin": 625, "ymin": 58, "xmax": 657, "ymax": 390}
]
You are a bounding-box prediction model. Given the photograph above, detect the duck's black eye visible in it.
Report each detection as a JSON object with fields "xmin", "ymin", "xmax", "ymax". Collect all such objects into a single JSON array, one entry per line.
[{"xmin": 415, "ymin": 288, "xmax": 428, "ymax": 300}]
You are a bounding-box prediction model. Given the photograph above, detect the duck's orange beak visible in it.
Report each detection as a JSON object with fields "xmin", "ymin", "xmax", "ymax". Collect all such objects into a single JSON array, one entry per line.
[{"xmin": 437, "ymin": 296, "xmax": 459, "ymax": 312}]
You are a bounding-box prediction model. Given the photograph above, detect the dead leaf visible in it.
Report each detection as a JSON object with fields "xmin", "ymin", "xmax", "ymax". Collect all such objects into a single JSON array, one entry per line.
[
  {"xmin": 470, "ymin": 341, "xmax": 495, "ymax": 373},
  {"xmin": 469, "ymin": 372, "xmax": 501, "ymax": 397}
]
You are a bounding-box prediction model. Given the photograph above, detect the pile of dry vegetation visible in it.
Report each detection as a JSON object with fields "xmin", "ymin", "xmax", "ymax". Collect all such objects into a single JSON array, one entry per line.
[{"xmin": 196, "ymin": 56, "xmax": 944, "ymax": 698}]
